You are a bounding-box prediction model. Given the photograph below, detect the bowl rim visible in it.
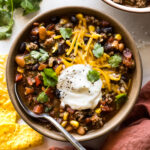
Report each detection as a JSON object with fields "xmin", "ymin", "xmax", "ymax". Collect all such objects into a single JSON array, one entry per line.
[
  {"xmin": 6, "ymin": 6, "xmax": 142, "ymax": 141},
  {"xmin": 103, "ymin": 0, "xmax": 150, "ymax": 13}
]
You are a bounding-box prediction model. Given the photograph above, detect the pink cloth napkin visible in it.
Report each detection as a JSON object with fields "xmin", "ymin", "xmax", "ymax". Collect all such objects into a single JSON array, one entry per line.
[
  {"xmin": 49, "ymin": 81, "xmax": 150, "ymax": 150},
  {"xmin": 102, "ymin": 81, "xmax": 150, "ymax": 150}
]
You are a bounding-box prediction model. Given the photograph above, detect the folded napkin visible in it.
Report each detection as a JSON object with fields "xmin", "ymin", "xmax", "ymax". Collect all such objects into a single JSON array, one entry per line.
[
  {"xmin": 49, "ymin": 81, "xmax": 150, "ymax": 150},
  {"xmin": 102, "ymin": 81, "xmax": 150, "ymax": 150}
]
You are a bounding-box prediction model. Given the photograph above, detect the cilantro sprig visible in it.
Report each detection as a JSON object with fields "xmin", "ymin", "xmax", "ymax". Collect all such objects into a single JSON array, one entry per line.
[
  {"xmin": 30, "ymin": 49, "xmax": 49, "ymax": 62},
  {"xmin": 109, "ymin": 54, "xmax": 122, "ymax": 68},
  {"xmin": 87, "ymin": 69, "xmax": 100, "ymax": 83},
  {"xmin": 92, "ymin": 43, "xmax": 104, "ymax": 58},
  {"xmin": 41, "ymin": 68, "xmax": 58, "ymax": 87},
  {"xmin": 60, "ymin": 28, "xmax": 72, "ymax": 40},
  {"xmin": 0, "ymin": 0, "xmax": 42, "ymax": 40}
]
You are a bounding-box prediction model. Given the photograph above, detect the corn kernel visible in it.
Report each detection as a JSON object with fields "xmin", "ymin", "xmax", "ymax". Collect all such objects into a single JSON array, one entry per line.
[
  {"xmin": 26, "ymin": 45, "xmax": 30, "ymax": 51},
  {"xmin": 54, "ymin": 35, "xmax": 62, "ymax": 40},
  {"xmin": 95, "ymin": 108, "xmax": 102, "ymax": 114},
  {"xmin": 76, "ymin": 13, "xmax": 83, "ymax": 20},
  {"xmin": 88, "ymin": 25, "xmax": 95, "ymax": 33},
  {"xmin": 52, "ymin": 43, "xmax": 58, "ymax": 53},
  {"xmin": 61, "ymin": 121, "xmax": 68, "ymax": 127},
  {"xmin": 17, "ymin": 67, "xmax": 24, "ymax": 73},
  {"xmin": 115, "ymin": 34, "xmax": 122, "ymax": 41},
  {"xmin": 60, "ymin": 18, "xmax": 68, "ymax": 25},
  {"xmin": 63, "ymin": 112, "xmax": 69, "ymax": 121},
  {"xmin": 55, "ymin": 64, "xmax": 63, "ymax": 75},
  {"xmin": 70, "ymin": 120, "xmax": 79, "ymax": 128}
]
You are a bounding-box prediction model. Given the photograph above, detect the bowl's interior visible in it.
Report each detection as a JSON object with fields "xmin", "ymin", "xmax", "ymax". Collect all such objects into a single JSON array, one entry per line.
[
  {"xmin": 103, "ymin": 0, "xmax": 150, "ymax": 13},
  {"xmin": 6, "ymin": 6, "xmax": 142, "ymax": 141}
]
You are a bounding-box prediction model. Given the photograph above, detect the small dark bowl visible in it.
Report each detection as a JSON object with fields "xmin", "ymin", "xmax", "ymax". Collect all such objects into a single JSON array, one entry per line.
[{"xmin": 6, "ymin": 6, "xmax": 142, "ymax": 141}]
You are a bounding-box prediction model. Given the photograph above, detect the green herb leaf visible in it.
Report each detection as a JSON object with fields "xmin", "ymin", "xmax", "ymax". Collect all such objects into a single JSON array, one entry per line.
[
  {"xmin": 44, "ymin": 68, "xmax": 58, "ymax": 81},
  {"xmin": 0, "ymin": 9, "xmax": 14, "ymax": 39},
  {"xmin": 37, "ymin": 91, "xmax": 48, "ymax": 103},
  {"xmin": 0, "ymin": 0, "xmax": 42, "ymax": 40},
  {"xmin": 39, "ymin": 49, "xmax": 49, "ymax": 62},
  {"xmin": 41, "ymin": 68, "xmax": 58, "ymax": 87},
  {"xmin": 30, "ymin": 51, "xmax": 41, "ymax": 59},
  {"xmin": 87, "ymin": 70, "xmax": 100, "ymax": 83},
  {"xmin": 30, "ymin": 49, "xmax": 49, "ymax": 62},
  {"xmin": 60, "ymin": 28, "xmax": 72, "ymax": 40},
  {"xmin": 20, "ymin": 0, "xmax": 41, "ymax": 15},
  {"xmin": 92, "ymin": 43, "xmax": 104, "ymax": 58},
  {"xmin": 109, "ymin": 54, "xmax": 122, "ymax": 68},
  {"xmin": 115, "ymin": 93, "xmax": 127, "ymax": 110}
]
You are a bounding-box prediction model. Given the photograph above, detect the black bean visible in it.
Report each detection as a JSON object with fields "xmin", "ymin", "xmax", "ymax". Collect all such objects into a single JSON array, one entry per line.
[
  {"xmin": 104, "ymin": 43, "xmax": 113, "ymax": 51},
  {"xmin": 70, "ymin": 15, "xmax": 78, "ymax": 24},
  {"xmin": 96, "ymin": 27, "xmax": 101, "ymax": 34},
  {"xmin": 30, "ymin": 35, "xmax": 38, "ymax": 42},
  {"xmin": 19, "ymin": 42, "xmax": 26, "ymax": 53},
  {"xmin": 121, "ymin": 74, "xmax": 128, "ymax": 82},
  {"xmin": 55, "ymin": 89, "xmax": 60, "ymax": 99},
  {"xmin": 51, "ymin": 16, "xmax": 60, "ymax": 23},
  {"xmin": 33, "ymin": 41, "xmax": 39, "ymax": 47},
  {"xmin": 32, "ymin": 63, "xmax": 39, "ymax": 70},
  {"xmin": 57, "ymin": 43, "xmax": 66, "ymax": 55},
  {"xmin": 83, "ymin": 37, "xmax": 89, "ymax": 44},
  {"xmin": 101, "ymin": 27, "xmax": 113, "ymax": 34}
]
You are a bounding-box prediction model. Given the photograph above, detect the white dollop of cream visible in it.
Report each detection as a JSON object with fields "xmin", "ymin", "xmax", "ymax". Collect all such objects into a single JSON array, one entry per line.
[{"xmin": 57, "ymin": 64, "xmax": 102, "ymax": 110}]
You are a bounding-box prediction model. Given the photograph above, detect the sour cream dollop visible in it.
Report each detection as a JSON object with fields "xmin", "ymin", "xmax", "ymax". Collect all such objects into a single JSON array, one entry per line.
[{"xmin": 57, "ymin": 64, "xmax": 102, "ymax": 110}]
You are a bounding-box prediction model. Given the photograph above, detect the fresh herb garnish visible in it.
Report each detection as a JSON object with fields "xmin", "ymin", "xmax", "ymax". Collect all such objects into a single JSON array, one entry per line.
[
  {"xmin": 37, "ymin": 91, "xmax": 48, "ymax": 103},
  {"xmin": 109, "ymin": 54, "xmax": 122, "ymax": 68},
  {"xmin": 30, "ymin": 49, "xmax": 49, "ymax": 62},
  {"xmin": 21, "ymin": 0, "xmax": 42, "ymax": 15},
  {"xmin": 41, "ymin": 68, "xmax": 58, "ymax": 87},
  {"xmin": 115, "ymin": 93, "xmax": 127, "ymax": 110},
  {"xmin": 60, "ymin": 28, "xmax": 72, "ymax": 40},
  {"xmin": 92, "ymin": 43, "xmax": 104, "ymax": 58},
  {"xmin": 0, "ymin": 0, "xmax": 42, "ymax": 40},
  {"xmin": 87, "ymin": 70, "xmax": 100, "ymax": 83}
]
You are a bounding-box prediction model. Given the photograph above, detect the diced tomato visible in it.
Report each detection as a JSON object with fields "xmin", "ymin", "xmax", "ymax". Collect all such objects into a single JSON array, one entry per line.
[
  {"xmin": 27, "ymin": 77, "xmax": 35, "ymax": 86},
  {"xmin": 35, "ymin": 76, "xmax": 41, "ymax": 87},
  {"xmin": 25, "ymin": 87, "xmax": 34, "ymax": 95},
  {"xmin": 45, "ymin": 88, "xmax": 54, "ymax": 99},
  {"xmin": 15, "ymin": 74, "xmax": 23, "ymax": 82},
  {"xmin": 33, "ymin": 104, "xmax": 43, "ymax": 114},
  {"xmin": 15, "ymin": 55, "xmax": 25, "ymax": 67},
  {"xmin": 38, "ymin": 63, "xmax": 47, "ymax": 71}
]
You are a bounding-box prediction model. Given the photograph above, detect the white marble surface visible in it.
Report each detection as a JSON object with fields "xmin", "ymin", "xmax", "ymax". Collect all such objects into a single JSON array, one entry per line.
[{"xmin": 0, "ymin": 0, "xmax": 150, "ymax": 149}]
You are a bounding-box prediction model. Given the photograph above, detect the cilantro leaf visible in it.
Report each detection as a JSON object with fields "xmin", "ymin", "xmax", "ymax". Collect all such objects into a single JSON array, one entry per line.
[
  {"xmin": 109, "ymin": 54, "xmax": 122, "ymax": 68},
  {"xmin": 0, "ymin": 8, "xmax": 14, "ymax": 39},
  {"xmin": 30, "ymin": 51, "xmax": 41, "ymax": 59},
  {"xmin": 60, "ymin": 28, "xmax": 72, "ymax": 40},
  {"xmin": 37, "ymin": 91, "xmax": 48, "ymax": 103},
  {"xmin": 87, "ymin": 70, "xmax": 100, "ymax": 83},
  {"xmin": 39, "ymin": 49, "xmax": 49, "ymax": 62},
  {"xmin": 92, "ymin": 43, "xmax": 104, "ymax": 58},
  {"xmin": 30, "ymin": 49, "xmax": 49, "ymax": 62},
  {"xmin": 20, "ymin": 0, "xmax": 41, "ymax": 15},
  {"xmin": 0, "ymin": 0, "xmax": 42, "ymax": 40},
  {"xmin": 115, "ymin": 93, "xmax": 127, "ymax": 110},
  {"xmin": 44, "ymin": 68, "xmax": 58, "ymax": 81},
  {"xmin": 41, "ymin": 68, "xmax": 58, "ymax": 87}
]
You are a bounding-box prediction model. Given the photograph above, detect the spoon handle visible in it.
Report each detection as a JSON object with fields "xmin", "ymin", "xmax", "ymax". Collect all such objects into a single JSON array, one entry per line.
[{"xmin": 43, "ymin": 115, "xmax": 86, "ymax": 150}]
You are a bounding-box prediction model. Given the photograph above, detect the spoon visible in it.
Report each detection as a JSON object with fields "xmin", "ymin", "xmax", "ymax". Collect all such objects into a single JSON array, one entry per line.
[{"xmin": 14, "ymin": 83, "xmax": 86, "ymax": 150}]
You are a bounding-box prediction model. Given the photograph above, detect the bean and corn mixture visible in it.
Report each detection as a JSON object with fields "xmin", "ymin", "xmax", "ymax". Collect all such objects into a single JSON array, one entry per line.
[
  {"xmin": 15, "ymin": 13, "xmax": 135, "ymax": 135},
  {"xmin": 112, "ymin": 0, "xmax": 150, "ymax": 8}
]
